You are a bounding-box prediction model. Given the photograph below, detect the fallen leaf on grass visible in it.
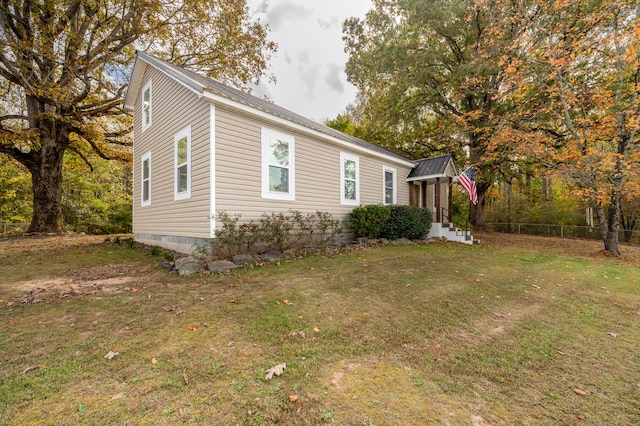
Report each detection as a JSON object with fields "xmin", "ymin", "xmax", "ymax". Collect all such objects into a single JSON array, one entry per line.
[
  {"xmin": 574, "ymin": 388, "xmax": 589, "ymax": 395},
  {"xmin": 108, "ymin": 392, "xmax": 125, "ymax": 402},
  {"xmin": 313, "ymin": 327, "xmax": 320, "ymax": 333},
  {"xmin": 151, "ymin": 357, "xmax": 158, "ymax": 364},
  {"xmin": 289, "ymin": 394, "xmax": 299, "ymax": 402},
  {"xmin": 21, "ymin": 364, "xmax": 44, "ymax": 375},
  {"xmin": 265, "ymin": 363, "xmax": 286, "ymax": 380},
  {"xmin": 104, "ymin": 350, "xmax": 119, "ymax": 360},
  {"xmin": 188, "ymin": 325, "xmax": 198, "ymax": 331},
  {"xmin": 608, "ymin": 332, "xmax": 617, "ymax": 338}
]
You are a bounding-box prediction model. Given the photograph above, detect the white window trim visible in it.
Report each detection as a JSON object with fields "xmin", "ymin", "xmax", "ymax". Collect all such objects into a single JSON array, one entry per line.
[
  {"xmin": 174, "ymin": 125, "xmax": 191, "ymax": 201},
  {"xmin": 261, "ymin": 128, "xmax": 295, "ymax": 201},
  {"xmin": 340, "ymin": 152, "xmax": 360, "ymax": 205},
  {"xmin": 383, "ymin": 166, "xmax": 397, "ymax": 205},
  {"xmin": 141, "ymin": 80, "xmax": 152, "ymax": 132},
  {"xmin": 141, "ymin": 151, "xmax": 152, "ymax": 206}
]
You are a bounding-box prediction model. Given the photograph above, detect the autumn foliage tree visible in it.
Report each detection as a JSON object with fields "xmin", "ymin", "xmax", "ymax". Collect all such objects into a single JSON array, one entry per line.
[
  {"xmin": 508, "ymin": 0, "xmax": 640, "ymax": 255},
  {"xmin": 343, "ymin": 0, "xmax": 537, "ymax": 229},
  {"xmin": 0, "ymin": 0, "xmax": 276, "ymax": 233}
]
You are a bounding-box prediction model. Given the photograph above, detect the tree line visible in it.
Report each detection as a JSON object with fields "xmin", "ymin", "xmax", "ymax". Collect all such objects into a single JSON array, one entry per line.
[
  {"xmin": 333, "ymin": 0, "xmax": 639, "ymax": 255},
  {"xmin": 1, "ymin": 0, "xmax": 637, "ymax": 256}
]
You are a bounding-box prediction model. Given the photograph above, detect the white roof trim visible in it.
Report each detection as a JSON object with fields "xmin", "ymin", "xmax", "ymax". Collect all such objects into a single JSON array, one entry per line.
[
  {"xmin": 124, "ymin": 54, "xmax": 204, "ymax": 111},
  {"xmin": 406, "ymin": 174, "xmax": 451, "ymax": 182}
]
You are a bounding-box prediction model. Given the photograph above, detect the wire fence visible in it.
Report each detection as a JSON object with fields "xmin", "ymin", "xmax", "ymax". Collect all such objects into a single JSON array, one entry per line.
[
  {"xmin": 489, "ymin": 222, "xmax": 640, "ymax": 244},
  {"xmin": 0, "ymin": 223, "xmax": 29, "ymax": 236}
]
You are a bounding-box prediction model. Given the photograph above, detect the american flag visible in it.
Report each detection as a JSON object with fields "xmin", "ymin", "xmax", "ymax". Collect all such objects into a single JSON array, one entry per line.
[{"xmin": 455, "ymin": 166, "xmax": 478, "ymax": 205}]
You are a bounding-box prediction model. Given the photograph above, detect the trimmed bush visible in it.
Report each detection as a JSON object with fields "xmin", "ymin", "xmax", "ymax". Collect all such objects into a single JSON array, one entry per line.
[
  {"xmin": 379, "ymin": 205, "xmax": 433, "ymax": 240},
  {"xmin": 211, "ymin": 210, "xmax": 342, "ymax": 258},
  {"xmin": 348, "ymin": 204, "xmax": 391, "ymax": 239}
]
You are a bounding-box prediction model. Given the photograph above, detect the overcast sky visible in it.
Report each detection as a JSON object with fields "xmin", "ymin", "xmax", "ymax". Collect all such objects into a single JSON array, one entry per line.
[{"xmin": 245, "ymin": 0, "xmax": 371, "ymax": 124}]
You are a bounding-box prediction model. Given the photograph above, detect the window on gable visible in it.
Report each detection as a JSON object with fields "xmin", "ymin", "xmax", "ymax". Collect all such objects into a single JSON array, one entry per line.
[
  {"xmin": 340, "ymin": 152, "xmax": 359, "ymax": 205},
  {"xmin": 141, "ymin": 152, "xmax": 151, "ymax": 206},
  {"xmin": 142, "ymin": 80, "xmax": 152, "ymax": 131},
  {"xmin": 174, "ymin": 126, "xmax": 191, "ymax": 200},
  {"xmin": 262, "ymin": 128, "xmax": 295, "ymax": 200},
  {"xmin": 383, "ymin": 166, "xmax": 397, "ymax": 205}
]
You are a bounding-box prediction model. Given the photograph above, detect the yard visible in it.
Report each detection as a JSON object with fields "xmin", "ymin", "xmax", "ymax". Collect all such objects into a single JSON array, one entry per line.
[{"xmin": 1, "ymin": 233, "xmax": 639, "ymax": 425}]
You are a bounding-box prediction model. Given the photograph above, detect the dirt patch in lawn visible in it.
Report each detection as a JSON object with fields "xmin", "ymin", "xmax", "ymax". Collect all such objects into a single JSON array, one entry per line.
[{"xmin": 5, "ymin": 261, "xmax": 155, "ymax": 306}]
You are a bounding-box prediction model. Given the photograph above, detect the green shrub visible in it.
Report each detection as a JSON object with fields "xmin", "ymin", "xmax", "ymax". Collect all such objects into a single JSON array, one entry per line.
[
  {"xmin": 212, "ymin": 210, "xmax": 342, "ymax": 258},
  {"xmin": 289, "ymin": 210, "xmax": 342, "ymax": 248},
  {"xmin": 379, "ymin": 205, "xmax": 433, "ymax": 240},
  {"xmin": 348, "ymin": 204, "xmax": 391, "ymax": 239},
  {"xmin": 212, "ymin": 212, "xmax": 260, "ymax": 258},
  {"xmin": 258, "ymin": 212, "xmax": 294, "ymax": 251}
]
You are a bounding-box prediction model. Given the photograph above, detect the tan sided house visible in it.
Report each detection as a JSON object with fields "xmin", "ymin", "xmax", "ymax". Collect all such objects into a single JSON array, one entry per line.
[{"xmin": 124, "ymin": 52, "xmax": 471, "ymax": 254}]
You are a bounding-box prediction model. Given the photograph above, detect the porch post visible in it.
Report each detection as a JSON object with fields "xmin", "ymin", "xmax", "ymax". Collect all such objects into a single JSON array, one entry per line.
[
  {"xmin": 448, "ymin": 177, "xmax": 453, "ymax": 222},
  {"xmin": 409, "ymin": 182, "xmax": 414, "ymax": 206},
  {"xmin": 435, "ymin": 177, "xmax": 441, "ymax": 222},
  {"xmin": 421, "ymin": 181, "xmax": 427, "ymax": 208}
]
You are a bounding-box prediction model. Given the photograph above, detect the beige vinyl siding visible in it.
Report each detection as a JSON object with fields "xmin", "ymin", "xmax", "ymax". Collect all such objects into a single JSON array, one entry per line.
[
  {"xmin": 214, "ymin": 106, "xmax": 411, "ymax": 225},
  {"xmin": 426, "ymin": 185, "xmax": 435, "ymax": 214},
  {"xmin": 132, "ymin": 65, "xmax": 211, "ymax": 238},
  {"xmin": 445, "ymin": 161, "xmax": 457, "ymax": 177}
]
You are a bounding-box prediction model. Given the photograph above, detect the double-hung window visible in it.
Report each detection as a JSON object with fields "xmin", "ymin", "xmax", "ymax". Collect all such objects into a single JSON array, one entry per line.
[
  {"xmin": 262, "ymin": 128, "xmax": 295, "ymax": 200},
  {"xmin": 141, "ymin": 152, "xmax": 151, "ymax": 206},
  {"xmin": 174, "ymin": 126, "xmax": 191, "ymax": 200},
  {"xmin": 340, "ymin": 152, "xmax": 359, "ymax": 205},
  {"xmin": 141, "ymin": 80, "xmax": 152, "ymax": 131},
  {"xmin": 383, "ymin": 166, "xmax": 397, "ymax": 205}
]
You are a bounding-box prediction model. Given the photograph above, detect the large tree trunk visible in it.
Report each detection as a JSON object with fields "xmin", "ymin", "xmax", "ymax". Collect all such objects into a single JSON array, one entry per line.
[
  {"xmin": 595, "ymin": 201, "xmax": 621, "ymax": 256},
  {"xmin": 26, "ymin": 142, "xmax": 66, "ymax": 233},
  {"xmin": 469, "ymin": 183, "xmax": 490, "ymax": 231},
  {"xmin": 603, "ymin": 180, "xmax": 622, "ymax": 256}
]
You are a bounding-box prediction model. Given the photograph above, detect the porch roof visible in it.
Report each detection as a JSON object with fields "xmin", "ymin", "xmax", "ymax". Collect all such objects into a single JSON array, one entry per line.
[{"xmin": 406, "ymin": 154, "xmax": 458, "ymax": 181}]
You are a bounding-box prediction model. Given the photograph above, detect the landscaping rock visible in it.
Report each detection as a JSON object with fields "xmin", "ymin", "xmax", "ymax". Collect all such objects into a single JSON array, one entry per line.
[
  {"xmin": 356, "ymin": 237, "xmax": 368, "ymax": 246},
  {"xmin": 232, "ymin": 254, "xmax": 259, "ymax": 265},
  {"xmin": 174, "ymin": 256, "xmax": 204, "ymax": 276},
  {"xmin": 262, "ymin": 250, "xmax": 282, "ymax": 262},
  {"xmin": 392, "ymin": 238, "xmax": 414, "ymax": 245},
  {"xmin": 207, "ymin": 260, "xmax": 238, "ymax": 272},
  {"xmin": 282, "ymin": 248, "xmax": 297, "ymax": 258}
]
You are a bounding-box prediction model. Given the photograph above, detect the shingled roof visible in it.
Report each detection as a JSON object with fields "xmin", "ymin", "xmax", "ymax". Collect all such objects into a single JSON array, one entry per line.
[
  {"xmin": 406, "ymin": 154, "xmax": 458, "ymax": 180},
  {"xmin": 125, "ymin": 51, "xmax": 413, "ymax": 165}
]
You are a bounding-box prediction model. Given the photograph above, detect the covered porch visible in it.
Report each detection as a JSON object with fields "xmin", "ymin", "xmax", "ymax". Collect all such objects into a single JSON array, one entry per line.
[{"xmin": 406, "ymin": 154, "xmax": 475, "ymax": 244}]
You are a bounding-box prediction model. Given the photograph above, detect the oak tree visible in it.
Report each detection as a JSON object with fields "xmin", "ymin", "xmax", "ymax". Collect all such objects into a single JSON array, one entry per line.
[
  {"xmin": 0, "ymin": 0, "xmax": 276, "ymax": 233},
  {"xmin": 343, "ymin": 0, "xmax": 535, "ymax": 229},
  {"xmin": 512, "ymin": 0, "xmax": 640, "ymax": 254}
]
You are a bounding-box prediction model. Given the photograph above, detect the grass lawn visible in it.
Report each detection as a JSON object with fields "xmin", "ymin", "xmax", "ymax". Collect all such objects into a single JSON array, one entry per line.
[{"xmin": 1, "ymin": 233, "xmax": 639, "ymax": 425}]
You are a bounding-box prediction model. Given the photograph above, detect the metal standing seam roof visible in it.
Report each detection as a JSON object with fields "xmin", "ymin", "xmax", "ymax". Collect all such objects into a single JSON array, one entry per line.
[
  {"xmin": 406, "ymin": 154, "xmax": 457, "ymax": 180},
  {"xmin": 132, "ymin": 51, "xmax": 413, "ymax": 164}
]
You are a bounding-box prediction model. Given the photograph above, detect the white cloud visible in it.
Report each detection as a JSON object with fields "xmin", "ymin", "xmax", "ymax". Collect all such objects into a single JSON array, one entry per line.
[
  {"xmin": 325, "ymin": 63, "xmax": 345, "ymax": 94},
  {"xmin": 247, "ymin": 0, "xmax": 371, "ymax": 122}
]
